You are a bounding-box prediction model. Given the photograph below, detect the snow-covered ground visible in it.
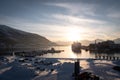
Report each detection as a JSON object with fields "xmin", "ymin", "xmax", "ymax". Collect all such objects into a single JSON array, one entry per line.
[{"xmin": 0, "ymin": 57, "xmax": 120, "ymax": 80}]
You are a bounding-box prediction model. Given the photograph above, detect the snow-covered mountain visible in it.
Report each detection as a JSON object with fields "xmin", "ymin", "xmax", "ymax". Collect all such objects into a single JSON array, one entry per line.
[{"xmin": 0, "ymin": 25, "xmax": 56, "ymax": 48}]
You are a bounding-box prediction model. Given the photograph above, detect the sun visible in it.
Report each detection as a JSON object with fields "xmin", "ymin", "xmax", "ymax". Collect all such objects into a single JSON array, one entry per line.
[{"xmin": 67, "ymin": 28, "xmax": 81, "ymax": 41}]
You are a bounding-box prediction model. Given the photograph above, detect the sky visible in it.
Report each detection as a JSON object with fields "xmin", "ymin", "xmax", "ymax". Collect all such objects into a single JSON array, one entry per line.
[{"xmin": 0, "ymin": 0, "xmax": 120, "ymax": 41}]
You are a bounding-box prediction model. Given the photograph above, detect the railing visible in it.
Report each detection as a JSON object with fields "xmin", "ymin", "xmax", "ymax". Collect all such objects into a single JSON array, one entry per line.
[{"xmin": 39, "ymin": 56, "xmax": 120, "ymax": 61}]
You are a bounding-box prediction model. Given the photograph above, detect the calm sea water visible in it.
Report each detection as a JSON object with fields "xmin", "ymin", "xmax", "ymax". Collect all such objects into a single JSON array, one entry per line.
[{"xmin": 41, "ymin": 46, "xmax": 120, "ymax": 58}]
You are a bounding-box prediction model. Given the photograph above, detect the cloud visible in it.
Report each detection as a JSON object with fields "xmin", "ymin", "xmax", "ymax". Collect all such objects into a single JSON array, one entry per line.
[
  {"xmin": 46, "ymin": 1, "xmax": 120, "ymax": 22},
  {"xmin": 107, "ymin": 12, "xmax": 120, "ymax": 19},
  {"xmin": 52, "ymin": 14, "xmax": 106, "ymax": 25},
  {"xmin": 1, "ymin": 0, "xmax": 120, "ymax": 41},
  {"xmin": 46, "ymin": 3, "xmax": 96, "ymax": 16}
]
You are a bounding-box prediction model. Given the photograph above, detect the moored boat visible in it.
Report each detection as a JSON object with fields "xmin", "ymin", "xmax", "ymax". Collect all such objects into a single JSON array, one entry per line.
[{"xmin": 71, "ymin": 42, "xmax": 81, "ymax": 53}]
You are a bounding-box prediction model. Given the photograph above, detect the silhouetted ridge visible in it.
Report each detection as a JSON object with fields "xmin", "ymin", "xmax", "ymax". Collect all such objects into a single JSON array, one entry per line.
[
  {"xmin": 114, "ymin": 38, "xmax": 120, "ymax": 43},
  {"xmin": 0, "ymin": 25, "xmax": 56, "ymax": 48}
]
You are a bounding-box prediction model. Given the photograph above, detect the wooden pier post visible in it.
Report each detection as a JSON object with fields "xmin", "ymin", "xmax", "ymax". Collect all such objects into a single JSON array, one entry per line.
[
  {"xmin": 106, "ymin": 56, "xmax": 108, "ymax": 60},
  {"xmin": 113, "ymin": 57, "xmax": 115, "ymax": 60},
  {"xmin": 103, "ymin": 56, "xmax": 105, "ymax": 60},
  {"xmin": 116, "ymin": 57, "xmax": 119, "ymax": 60},
  {"xmin": 95, "ymin": 55, "xmax": 98, "ymax": 59},
  {"xmin": 109, "ymin": 56, "xmax": 112, "ymax": 60},
  {"xmin": 74, "ymin": 59, "xmax": 80, "ymax": 80}
]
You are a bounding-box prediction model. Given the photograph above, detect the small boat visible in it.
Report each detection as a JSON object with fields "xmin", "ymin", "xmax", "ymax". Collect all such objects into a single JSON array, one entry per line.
[
  {"xmin": 47, "ymin": 48, "xmax": 64, "ymax": 53},
  {"xmin": 71, "ymin": 42, "xmax": 81, "ymax": 53}
]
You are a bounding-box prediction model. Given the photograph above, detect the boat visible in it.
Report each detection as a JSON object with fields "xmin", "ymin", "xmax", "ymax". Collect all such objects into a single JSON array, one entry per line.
[
  {"xmin": 71, "ymin": 42, "xmax": 81, "ymax": 53},
  {"xmin": 47, "ymin": 48, "xmax": 64, "ymax": 53}
]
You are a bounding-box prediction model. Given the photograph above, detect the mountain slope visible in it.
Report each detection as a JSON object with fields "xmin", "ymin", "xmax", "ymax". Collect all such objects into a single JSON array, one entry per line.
[
  {"xmin": 114, "ymin": 38, "xmax": 120, "ymax": 43},
  {"xmin": 0, "ymin": 25, "xmax": 56, "ymax": 48},
  {"xmin": 80, "ymin": 39, "xmax": 104, "ymax": 46}
]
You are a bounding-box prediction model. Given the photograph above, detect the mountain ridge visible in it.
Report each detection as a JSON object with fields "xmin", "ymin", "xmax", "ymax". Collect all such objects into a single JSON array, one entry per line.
[
  {"xmin": 0, "ymin": 25, "xmax": 56, "ymax": 48},
  {"xmin": 114, "ymin": 38, "xmax": 120, "ymax": 44}
]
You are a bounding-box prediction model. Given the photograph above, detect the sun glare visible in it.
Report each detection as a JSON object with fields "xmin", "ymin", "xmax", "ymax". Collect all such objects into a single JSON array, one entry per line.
[{"xmin": 67, "ymin": 28, "xmax": 81, "ymax": 41}]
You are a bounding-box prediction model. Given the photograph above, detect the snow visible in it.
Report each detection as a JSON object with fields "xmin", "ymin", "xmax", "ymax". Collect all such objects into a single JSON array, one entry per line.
[
  {"xmin": 33, "ymin": 60, "xmax": 120, "ymax": 80},
  {"xmin": 0, "ymin": 57, "xmax": 120, "ymax": 80}
]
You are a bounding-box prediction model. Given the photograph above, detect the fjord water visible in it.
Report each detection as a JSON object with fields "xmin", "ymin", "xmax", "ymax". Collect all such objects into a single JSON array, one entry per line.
[{"xmin": 41, "ymin": 46, "xmax": 120, "ymax": 58}]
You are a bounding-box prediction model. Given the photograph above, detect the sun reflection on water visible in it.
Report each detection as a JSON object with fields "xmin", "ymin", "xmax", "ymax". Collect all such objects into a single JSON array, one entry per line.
[{"xmin": 41, "ymin": 46, "xmax": 95, "ymax": 59}]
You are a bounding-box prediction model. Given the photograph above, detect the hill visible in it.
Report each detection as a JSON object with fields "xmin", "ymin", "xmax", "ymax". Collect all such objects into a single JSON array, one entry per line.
[
  {"xmin": 114, "ymin": 38, "xmax": 120, "ymax": 44},
  {"xmin": 0, "ymin": 25, "xmax": 56, "ymax": 49}
]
